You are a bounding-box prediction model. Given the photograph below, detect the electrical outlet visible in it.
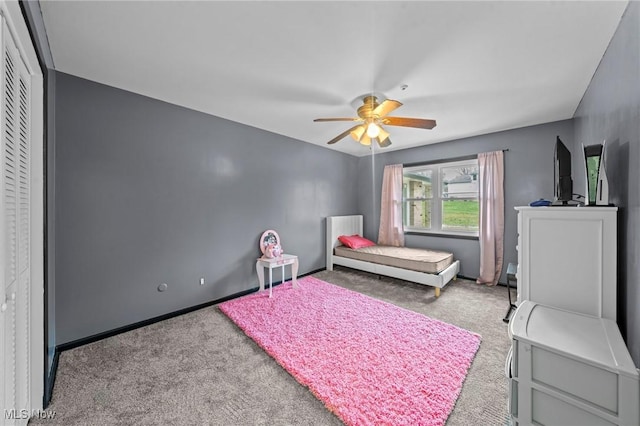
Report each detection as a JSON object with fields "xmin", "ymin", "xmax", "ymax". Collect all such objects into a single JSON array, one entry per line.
[{"xmin": 199, "ymin": 277, "xmax": 205, "ymax": 286}]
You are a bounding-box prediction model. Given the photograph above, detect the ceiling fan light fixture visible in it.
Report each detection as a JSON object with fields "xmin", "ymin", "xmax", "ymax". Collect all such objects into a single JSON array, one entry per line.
[
  {"xmin": 377, "ymin": 127, "xmax": 390, "ymax": 143},
  {"xmin": 350, "ymin": 125, "xmax": 365, "ymax": 142},
  {"xmin": 366, "ymin": 122, "xmax": 381, "ymax": 138},
  {"xmin": 359, "ymin": 134, "xmax": 373, "ymax": 146},
  {"xmin": 377, "ymin": 139, "xmax": 392, "ymax": 148}
]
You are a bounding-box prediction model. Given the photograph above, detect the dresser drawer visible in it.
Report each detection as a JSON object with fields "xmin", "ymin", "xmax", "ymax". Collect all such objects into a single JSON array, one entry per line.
[
  {"xmin": 532, "ymin": 389, "xmax": 616, "ymax": 426},
  {"xmin": 532, "ymin": 346, "xmax": 617, "ymax": 413}
]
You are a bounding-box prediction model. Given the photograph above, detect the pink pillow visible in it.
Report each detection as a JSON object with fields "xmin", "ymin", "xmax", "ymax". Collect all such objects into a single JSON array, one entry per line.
[{"xmin": 338, "ymin": 234, "xmax": 376, "ymax": 249}]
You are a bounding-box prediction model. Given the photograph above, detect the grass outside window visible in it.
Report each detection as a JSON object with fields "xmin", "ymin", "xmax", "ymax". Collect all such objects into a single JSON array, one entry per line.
[{"xmin": 442, "ymin": 199, "xmax": 479, "ymax": 232}]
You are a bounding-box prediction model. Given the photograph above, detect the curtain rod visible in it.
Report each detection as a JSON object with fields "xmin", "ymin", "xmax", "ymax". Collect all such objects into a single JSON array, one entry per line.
[{"xmin": 403, "ymin": 149, "xmax": 509, "ymax": 168}]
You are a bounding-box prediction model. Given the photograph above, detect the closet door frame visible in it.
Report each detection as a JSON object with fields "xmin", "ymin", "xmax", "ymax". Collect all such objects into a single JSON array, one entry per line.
[{"xmin": 0, "ymin": 0, "xmax": 44, "ymax": 417}]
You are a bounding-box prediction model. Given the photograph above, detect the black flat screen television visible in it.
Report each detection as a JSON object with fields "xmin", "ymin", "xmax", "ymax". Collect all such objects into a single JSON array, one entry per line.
[{"xmin": 554, "ymin": 136, "xmax": 573, "ymax": 204}]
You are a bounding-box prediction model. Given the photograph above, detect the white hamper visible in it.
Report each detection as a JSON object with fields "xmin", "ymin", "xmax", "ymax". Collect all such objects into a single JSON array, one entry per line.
[{"xmin": 508, "ymin": 301, "xmax": 639, "ymax": 426}]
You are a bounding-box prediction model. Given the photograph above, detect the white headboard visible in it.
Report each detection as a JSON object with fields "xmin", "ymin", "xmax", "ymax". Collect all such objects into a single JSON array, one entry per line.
[{"xmin": 326, "ymin": 215, "xmax": 363, "ymax": 271}]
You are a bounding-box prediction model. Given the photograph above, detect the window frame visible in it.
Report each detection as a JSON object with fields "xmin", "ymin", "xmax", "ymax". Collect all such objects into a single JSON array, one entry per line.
[{"xmin": 403, "ymin": 158, "xmax": 480, "ymax": 238}]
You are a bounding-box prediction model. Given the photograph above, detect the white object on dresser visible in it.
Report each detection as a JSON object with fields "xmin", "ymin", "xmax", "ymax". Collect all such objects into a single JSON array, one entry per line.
[
  {"xmin": 507, "ymin": 301, "xmax": 639, "ymax": 426},
  {"xmin": 515, "ymin": 206, "xmax": 617, "ymax": 321},
  {"xmin": 256, "ymin": 254, "xmax": 299, "ymax": 298}
]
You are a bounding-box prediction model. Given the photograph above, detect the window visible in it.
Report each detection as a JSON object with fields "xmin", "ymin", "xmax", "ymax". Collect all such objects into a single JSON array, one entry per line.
[{"xmin": 403, "ymin": 159, "xmax": 479, "ymax": 236}]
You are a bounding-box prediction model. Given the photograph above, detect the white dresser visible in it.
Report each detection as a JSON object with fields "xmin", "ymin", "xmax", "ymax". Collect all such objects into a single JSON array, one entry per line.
[
  {"xmin": 515, "ymin": 206, "xmax": 617, "ymax": 321},
  {"xmin": 508, "ymin": 301, "xmax": 639, "ymax": 426}
]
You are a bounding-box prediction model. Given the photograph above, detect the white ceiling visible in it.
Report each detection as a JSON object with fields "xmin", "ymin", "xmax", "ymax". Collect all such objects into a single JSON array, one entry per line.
[{"xmin": 40, "ymin": 1, "xmax": 628, "ymax": 157}]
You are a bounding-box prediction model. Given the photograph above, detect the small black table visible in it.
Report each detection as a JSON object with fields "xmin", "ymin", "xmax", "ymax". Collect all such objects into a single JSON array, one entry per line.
[{"xmin": 503, "ymin": 263, "xmax": 518, "ymax": 323}]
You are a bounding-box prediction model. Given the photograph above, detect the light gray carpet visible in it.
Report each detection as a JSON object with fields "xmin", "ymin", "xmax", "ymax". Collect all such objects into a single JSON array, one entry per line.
[{"xmin": 31, "ymin": 267, "xmax": 513, "ymax": 425}]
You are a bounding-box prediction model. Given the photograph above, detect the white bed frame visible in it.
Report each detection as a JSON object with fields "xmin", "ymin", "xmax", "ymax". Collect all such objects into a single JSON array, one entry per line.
[{"xmin": 326, "ymin": 215, "xmax": 460, "ymax": 297}]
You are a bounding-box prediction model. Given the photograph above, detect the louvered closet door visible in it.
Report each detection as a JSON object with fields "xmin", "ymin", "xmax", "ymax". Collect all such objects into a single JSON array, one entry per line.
[
  {"xmin": 1, "ymin": 18, "xmax": 31, "ymax": 426},
  {"xmin": 15, "ymin": 30, "xmax": 31, "ymax": 418}
]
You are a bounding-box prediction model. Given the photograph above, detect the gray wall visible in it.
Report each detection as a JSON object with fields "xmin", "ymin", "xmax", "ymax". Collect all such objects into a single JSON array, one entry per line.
[
  {"xmin": 54, "ymin": 72, "xmax": 359, "ymax": 345},
  {"xmin": 573, "ymin": 2, "xmax": 639, "ymax": 364},
  {"xmin": 356, "ymin": 120, "xmax": 574, "ymax": 284}
]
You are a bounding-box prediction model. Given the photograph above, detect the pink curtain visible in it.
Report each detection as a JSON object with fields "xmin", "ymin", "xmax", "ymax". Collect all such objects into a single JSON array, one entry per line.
[
  {"xmin": 476, "ymin": 151, "xmax": 504, "ymax": 286},
  {"xmin": 378, "ymin": 164, "xmax": 405, "ymax": 247}
]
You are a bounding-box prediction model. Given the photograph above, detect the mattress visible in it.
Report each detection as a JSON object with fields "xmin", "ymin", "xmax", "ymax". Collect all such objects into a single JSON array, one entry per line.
[{"xmin": 334, "ymin": 245, "xmax": 454, "ymax": 274}]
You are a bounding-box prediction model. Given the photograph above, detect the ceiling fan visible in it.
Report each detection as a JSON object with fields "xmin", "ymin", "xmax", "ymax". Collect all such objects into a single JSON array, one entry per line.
[{"xmin": 313, "ymin": 95, "xmax": 436, "ymax": 148}]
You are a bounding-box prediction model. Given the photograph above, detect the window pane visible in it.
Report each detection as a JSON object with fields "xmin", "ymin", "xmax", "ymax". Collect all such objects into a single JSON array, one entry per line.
[
  {"xmin": 441, "ymin": 164, "xmax": 479, "ymax": 199},
  {"xmin": 442, "ymin": 199, "xmax": 479, "ymax": 232},
  {"xmin": 403, "ymin": 170, "xmax": 432, "ymax": 199},
  {"xmin": 404, "ymin": 200, "xmax": 431, "ymax": 229}
]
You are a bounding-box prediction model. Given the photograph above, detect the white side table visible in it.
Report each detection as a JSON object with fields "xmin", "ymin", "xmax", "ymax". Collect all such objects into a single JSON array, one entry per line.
[{"xmin": 255, "ymin": 254, "xmax": 299, "ymax": 298}]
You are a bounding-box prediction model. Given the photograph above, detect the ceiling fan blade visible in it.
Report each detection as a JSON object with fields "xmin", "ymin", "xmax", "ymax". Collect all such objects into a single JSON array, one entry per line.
[
  {"xmin": 377, "ymin": 137, "xmax": 392, "ymax": 148},
  {"xmin": 314, "ymin": 117, "xmax": 362, "ymax": 122},
  {"xmin": 372, "ymin": 99, "xmax": 402, "ymax": 117},
  {"xmin": 383, "ymin": 116, "xmax": 436, "ymax": 129},
  {"xmin": 327, "ymin": 125, "xmax": 365, "ymax": 145}
]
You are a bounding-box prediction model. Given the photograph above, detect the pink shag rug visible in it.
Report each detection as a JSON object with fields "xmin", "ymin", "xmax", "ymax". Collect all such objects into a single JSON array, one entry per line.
[{"xmin": 219, "ymin": 276, "xmax": 481, "ymax": 426}]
